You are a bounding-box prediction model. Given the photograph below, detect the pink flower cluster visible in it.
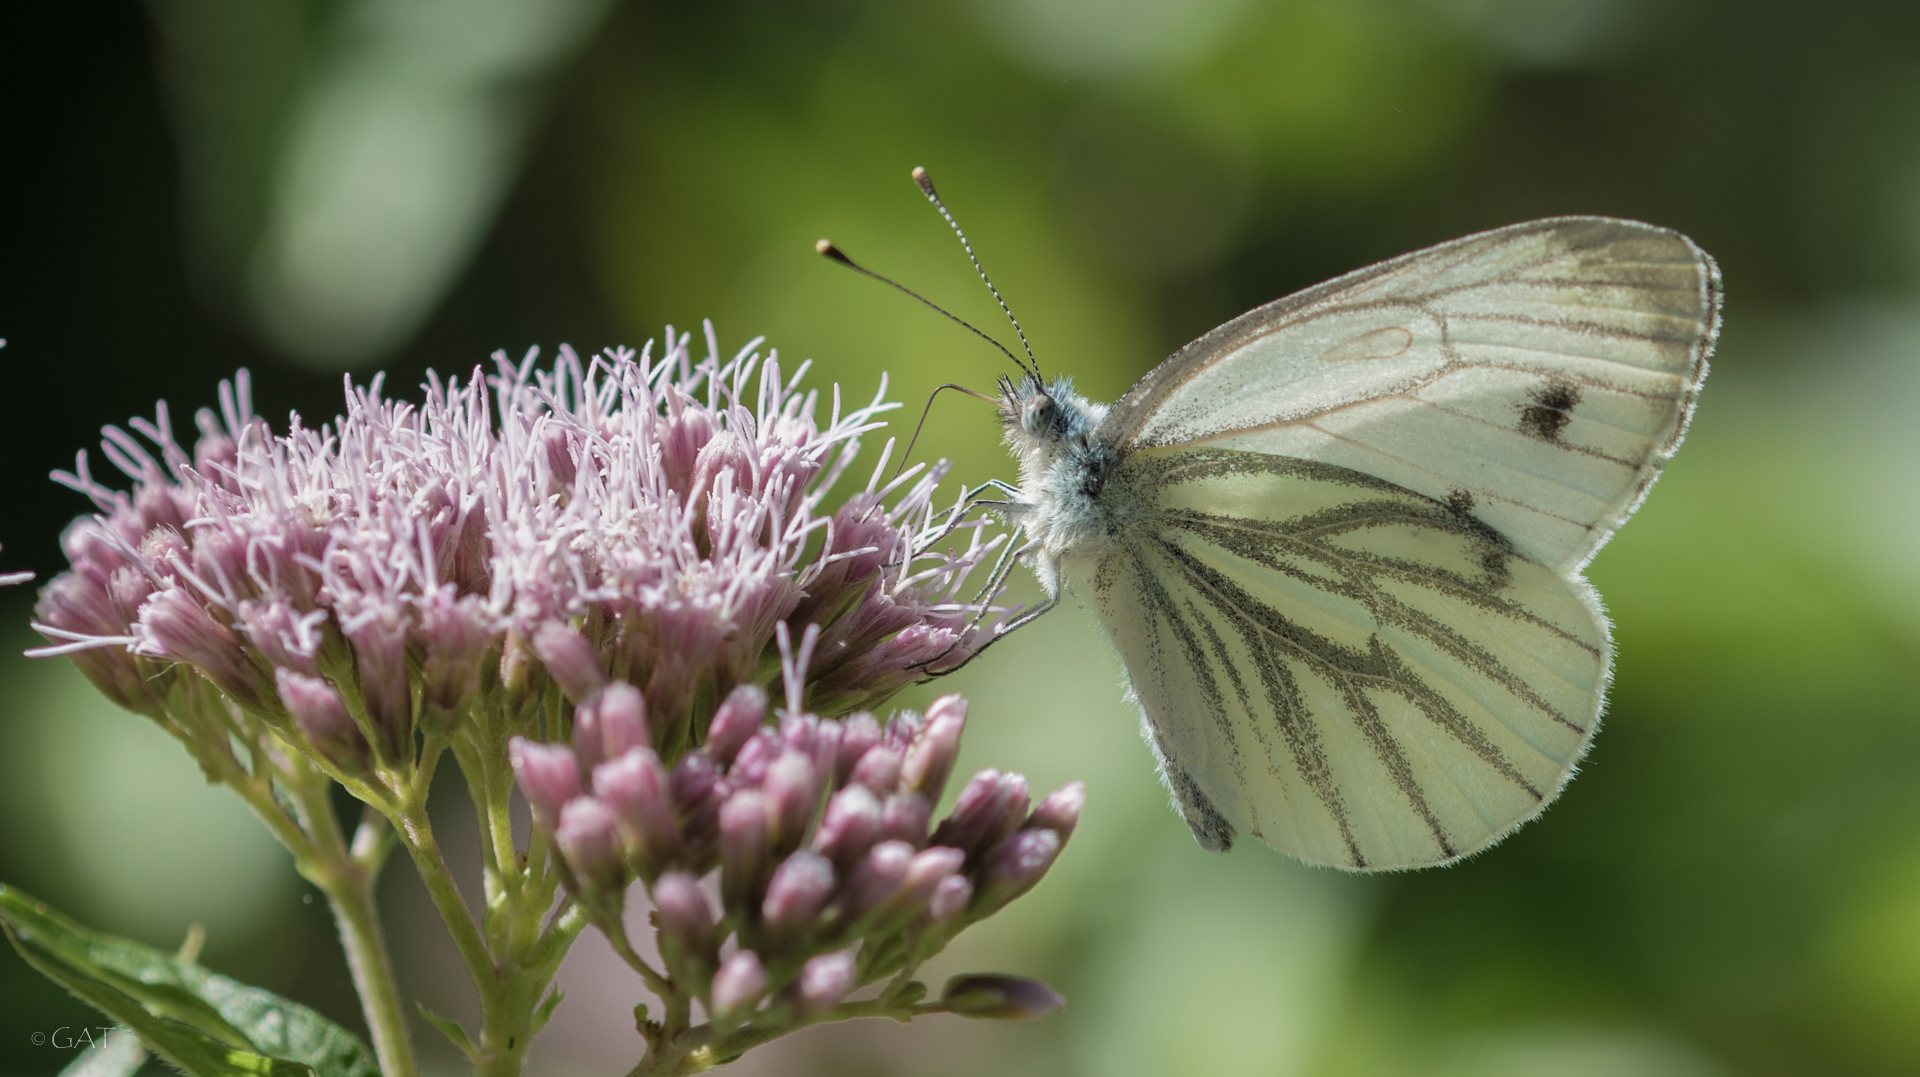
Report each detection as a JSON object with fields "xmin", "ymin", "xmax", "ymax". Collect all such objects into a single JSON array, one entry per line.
[
  {"xmin": 512, "ymin": 685, "xmax": 1079, "ymax": 1024},
  {"xmin": 29, "ymin": 327, "xmax": 1011, "ymax": 774}
]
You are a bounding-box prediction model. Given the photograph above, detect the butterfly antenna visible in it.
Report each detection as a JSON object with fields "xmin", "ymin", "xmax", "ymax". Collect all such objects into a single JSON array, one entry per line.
[
  {"xmin": 815, "ymin": 239, "xmax": 1031, "ymax": 375},
  {"xmin": 912, "ymin": 166, "xmax": 1041, "ymax": 382}
]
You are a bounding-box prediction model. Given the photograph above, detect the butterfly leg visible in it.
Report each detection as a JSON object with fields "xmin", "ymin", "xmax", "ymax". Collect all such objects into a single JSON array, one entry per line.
[{"xmin": 913, "ymin": 540, "xmax": 1060, "ymax": 677}]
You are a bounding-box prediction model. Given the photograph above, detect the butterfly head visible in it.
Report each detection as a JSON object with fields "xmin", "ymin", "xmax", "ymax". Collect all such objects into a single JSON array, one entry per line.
[{"xmin": 998, "ymin": 372, "xmax": 1107, "ymax": 477}]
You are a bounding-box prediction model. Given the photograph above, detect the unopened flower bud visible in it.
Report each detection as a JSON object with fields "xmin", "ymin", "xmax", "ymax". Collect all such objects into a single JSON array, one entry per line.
[
  {"xmin": 850, "ymin": 746, "xmax": 902, "ymax": 794},
  {"xmin": 928, "ymin": 874, "xmax": 972, "ymax": 921},
  {"xmin": 976, "ymin": 828, "xmax": 1063, "ymax": 914},
  {"xmin": 1028, "ymin": 782, "xmax": 1085, "ymax": 840},
  {"xmin": 939, "ymin": 974, "xmax": 1064, "ymax": 1022},
  {"xmin": 844, "ymin": 840, "xmax": 914, "ymax": 919},
  {"xmin": 836, "ymin": 712, "xmax": 880, "ymax": 784},
  {"xmin": 798, "ymin": 951, "xmax": 856, "ymax": 1012},
  {"xmin": 706, "ymin": 683, "xmax": 766, "ymax": 764},
  {"xmin": 710, "ymin": 949, "xmax": 768, "ymax": 1026},
  {"xmin": 669, "ymin": 751, "xmax": 724, "ymax": 859},
  {"xmin": 779, "ymin": 713, "xmax": 816, "ymax": 757},
  {"xmin": 509, "ymin": 737, "xmax": 581, "ymax": 832},
  {"xmin": 593, "ymin": 748, "xmax": 681, "ymax": 876},
  {"xmin": 762, "ymin": 850, "xmax": 836, "ymax": 938},
  {"xmin": 729, "ymin": 730, "xmax": 780, "ymax": 787},
  {"xmin": 533, "ymin": 622, "xmax": 605, "ymax": 703},
  {"xmin": 277, "ymin": 670, "xmax": 370, "ymax": 775},
  {"xmin": 883, "ymin": 709, "xmax": 924, "ymax": 752},
  {"xmin": 575, "ymin": 681, "xmax": 649, "ymax": 769},
  {"xmin": 806, "ymin": 718, "xmax": 843, "ymax": 787},
  {"xmin": 899, "ymin": 846, "xmax": 965, "ymax": 907},
  {"xmin": 931, "ymin": 770, "xmax": 1028, "ymax": 861},
  {"xmin": 763, "ymin": 750, "xmax": 819, "ymax": 853},
  {"xmin": 879, "ymin": 794, "xmax": 931, "ymax": 848},
  {"xmin": 652, "ymin": 871, "xmax": 717, "ymax": 994},
  {"xmin": 900, "ymin": 694, "xmax": 965, "ymax": 802},
  {"xmin": 556, "ymin": 797, "xmax": 627, "ymax": 901},
  {"xmin": 720, "ymin": 789, "xmax": 770, "ymax": 912},
  {"xmin": 812, "ymin": 784, "xmax": 881, "ymax": 870}
]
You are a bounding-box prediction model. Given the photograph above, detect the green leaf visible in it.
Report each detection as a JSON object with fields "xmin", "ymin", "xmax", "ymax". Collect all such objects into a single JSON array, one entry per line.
[
  {"xmin": 0, "ymin": 885, "xmax": 378, "ymax": 1077},
  {"xmin": 417, "ymin": 1003, "xmax": 479, "ymax": 1066}
]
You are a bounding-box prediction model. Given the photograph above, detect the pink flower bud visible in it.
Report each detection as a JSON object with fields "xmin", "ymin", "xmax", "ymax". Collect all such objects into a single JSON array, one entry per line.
[
  {"xmin": 835, "ymin": 712, "xmax": 880, "ymax": 784},
  {"xmin": 812, "ymin": 784, "xmax": 881, "ymax": 870},
  {"xmin": 929, "ymin": 874, "xmax": 972, "ymax": 921},
  {"xmin": 652, "ymin": 871, "xmax": 717, "ymax": 994},
  {"xmin": 556, "ymin": 797, "xmax": 627, "ymax": 900},
  {"xmin": 509, "ymin": 737, "xmax": 581, "ymax": 832},
  {"xmin": 900, "ymin": 846, "xmax": 965, "ymax": 905},
  {"xmin": 844, "ymin": 840, "xmax": 914, "ymax": 919},
  {"xmin": 761, "ymin": 850, "xmax": 835, "ymax": 937},
  {"xmin": 706, "ymin": 683, "xmax": 766, "ymax": 764},
  {"xmin": 533, "ymin": 622, "xmax": 605, "ymax": 703},
  {"xmin": 779, "ymin": 713, "xmax": 817, "ymax": 757},
  {"xmin": 277, "ymin": 670, "xmax": 370, "ymax": 775},
  {"xmin": 720, "ymin": 789, "xmax": 770, "ymax": 912},
  {"xmin": 1028, "ymin": 782, "xmax": 1086, "ymax": 841},
  {"xmin": 850, "ymin": 746, "xmax": 902, "ymax": 794},
  {"xmin": 976, "ymin": 828, "xmax": 1063, "ymax": 914},
  {"xmin": 669, "ymin": 751, "xmax": 724, "ymax": 862},
  {"xmin": 709, "ymin": 949, "xmax": 768, "ymax": 1025},
  {"xmin": 882, "ymin": 710, "xmax": 924, "ymax": 753},
  {"xmin": 806, "ymin": 718, "xmax": 843, "ymax": 788},
  {"xmin": 900, "ymin": 694, "xmax": 965, "ymax": 802},
  {"xmin": 798, "ymin": 951, "xmax": 856, "ymax": 1012},
  {"xmin": 729, "ymin": 730, "xmax": 780, "ymax": 787},
  {"xmin": 592, "ymin": 748, "xmax": 681, "ymax": 875},
  {"xmin": 879, "ymin": 794, "xmax": 931, "ymax": 848},
  {"xmin": 574, "ymin": 681, "xmax": 649, "ymax": 770},
  {"xmin": 762, "ymin": 750, "xmax": 820, "ymax": 853},
  {"xmin": 939, "ymin": 974, "xmax": 1063, "ymax": 1022},
  {"xmin": 931, "ymin": 770, "xmax": 1028, "ymax": 861}
]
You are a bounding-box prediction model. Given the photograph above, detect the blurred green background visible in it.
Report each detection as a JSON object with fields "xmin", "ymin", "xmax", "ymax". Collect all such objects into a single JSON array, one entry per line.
[{"xmin": 6, "ymin": 0, "xmax": 1920, "ymax": 1074}]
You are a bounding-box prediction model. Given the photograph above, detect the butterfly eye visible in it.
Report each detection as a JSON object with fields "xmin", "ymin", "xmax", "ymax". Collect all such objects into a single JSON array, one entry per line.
[{"xmin": 1021, "ymin": 395, "xmax": 1055, "ymax": 437}]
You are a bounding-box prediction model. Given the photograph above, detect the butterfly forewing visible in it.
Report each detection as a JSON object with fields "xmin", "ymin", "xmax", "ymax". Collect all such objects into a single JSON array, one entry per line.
[
  {"xmin": 1099, "ymin": 217, "xmax": 1719, "ymax": 574},
  {"xmin": 1087, "ymin": 447, "xmax": 1610, "ymax": 869}
]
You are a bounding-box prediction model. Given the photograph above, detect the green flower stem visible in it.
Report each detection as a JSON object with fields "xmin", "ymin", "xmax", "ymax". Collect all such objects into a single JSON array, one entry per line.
[
  {"xmin": 200, "ymin": 721, "xmax": 420, "ymax": 1077},
  {"xmin": 623, "ymin": 994, "xmax": 955, "ymax": 1077},
  {"xmin": 284, "ymin": 757, "xmax": 419, "ymax": 1077},
  {"xmin": 396, "ymin": 804, "xmax": 494, "ymax": 988},
  {"xmin": 394, "ymin": 748, "xmax": 587, "ymax": 1077}
]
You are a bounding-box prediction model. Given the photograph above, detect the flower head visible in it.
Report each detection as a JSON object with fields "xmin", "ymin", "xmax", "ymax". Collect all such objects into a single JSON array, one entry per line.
[{"xmin": 30, "ymin": 327, "xmax": 1012, "ymax": 780}]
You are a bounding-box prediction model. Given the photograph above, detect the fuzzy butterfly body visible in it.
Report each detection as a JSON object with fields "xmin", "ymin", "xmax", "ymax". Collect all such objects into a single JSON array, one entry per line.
[{"xmin": 996, "ymin": 217, "xmax": 1719, "ymax": 871}]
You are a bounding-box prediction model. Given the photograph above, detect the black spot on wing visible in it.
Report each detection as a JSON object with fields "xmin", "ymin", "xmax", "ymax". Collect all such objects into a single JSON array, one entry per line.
[
  {"xmin": 1519, "ymin": 379, "xmax": 1581, "ymax": 442},
  {"xmin": 1446, "ymin": 489, "xmax": 1475, "ymax": 515}
]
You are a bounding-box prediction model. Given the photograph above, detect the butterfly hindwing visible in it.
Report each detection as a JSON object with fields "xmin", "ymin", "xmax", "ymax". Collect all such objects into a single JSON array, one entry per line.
[
  {"xmin": 1098, "ymin": 217, "xmax": 1719, "ymax": 574},
  {"xmin": 1085, "ymin": 446, "xmax": 1608, "ymax": 870}
]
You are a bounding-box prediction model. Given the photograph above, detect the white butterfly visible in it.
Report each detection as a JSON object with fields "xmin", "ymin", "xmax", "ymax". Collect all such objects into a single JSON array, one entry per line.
[
  {"xmin": 824, "ymin": 181, "xmax": 1719, "ymax": 871},
  {"xmin": 987, "ymin": 216, "xmax": 1719, "ymax": 871}
]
